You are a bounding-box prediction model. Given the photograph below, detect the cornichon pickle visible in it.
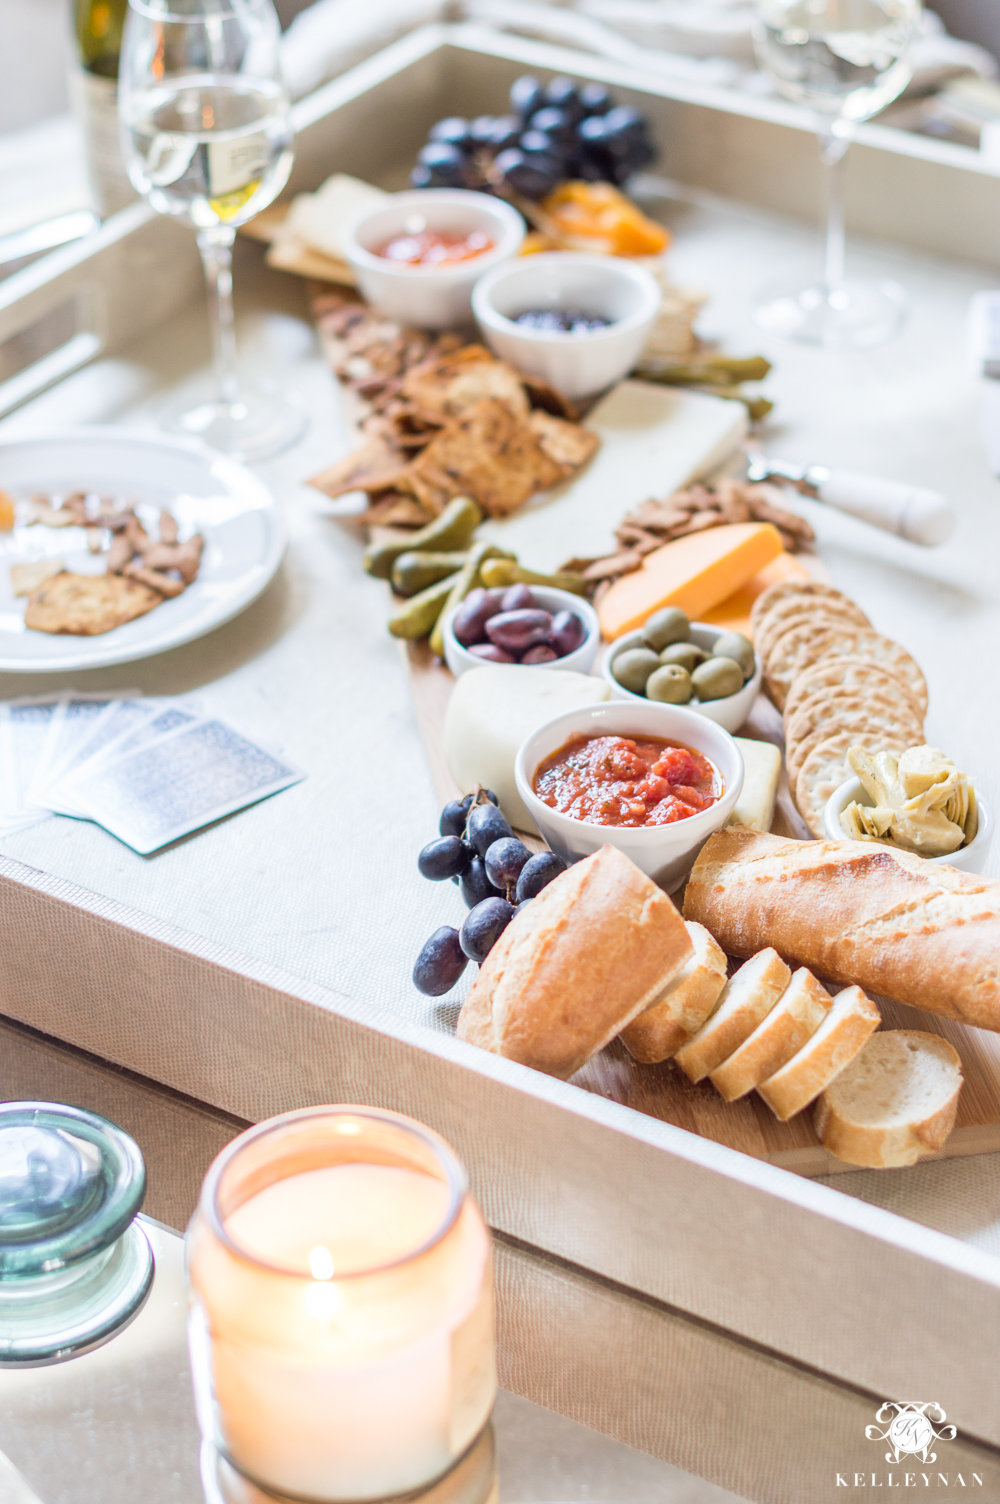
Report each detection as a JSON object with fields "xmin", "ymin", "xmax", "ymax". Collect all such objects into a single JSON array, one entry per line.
[
  {"xmin": 429, "ymin": 542, "xmax": 517, "ymax": 658},
  {"xmin": 364, "ymin": 496, "xmax": 482, "ymax": 580},
  {"xmin": 391, "ymin": 551, "xmax": 468, "ymax": 597},
  {"xmin": 479, "ymin": 559, "xmax": 588, "ymax": 597},
  {"xmin": 388, "ymin": 575, "xmax": 460, "ymax": 640}
]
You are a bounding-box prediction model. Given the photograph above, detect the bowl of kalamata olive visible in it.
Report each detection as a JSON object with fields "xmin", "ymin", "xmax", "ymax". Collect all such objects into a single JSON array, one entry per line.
[{"xmin": 442, "ymin": 584, "xmax": 600, "ymax": 678}]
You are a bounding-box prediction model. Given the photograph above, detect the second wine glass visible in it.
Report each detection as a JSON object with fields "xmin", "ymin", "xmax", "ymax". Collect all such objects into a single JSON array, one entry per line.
[
  {"xmin": 752, "ymin": 0, "xmax": 922, "ymax": 349},
  {"xmin": 119, "ymin": 0, "xmax": 304, "ymax": 459}
]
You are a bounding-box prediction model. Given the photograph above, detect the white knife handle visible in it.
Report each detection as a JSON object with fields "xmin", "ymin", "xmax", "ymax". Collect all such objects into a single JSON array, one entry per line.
[{"xmin": 812, "ymin": 470, "xmax": 955, "ymax": 546}]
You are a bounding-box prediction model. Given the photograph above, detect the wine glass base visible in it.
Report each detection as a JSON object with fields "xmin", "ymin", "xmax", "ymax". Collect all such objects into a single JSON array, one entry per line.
[
  {"xmin": 162, "ymin": 386, "xmax": 307, "ymax": 462},
  {"xmin": 752, "ymin": 277, "xmax": 907, "ymax": 349}
]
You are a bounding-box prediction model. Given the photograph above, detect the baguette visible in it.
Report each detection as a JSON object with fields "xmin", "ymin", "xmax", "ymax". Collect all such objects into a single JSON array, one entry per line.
[
  {"xmin": 674, "ymin": 949, "xmax": 790, "ymax": 1083},
  {"xmin": 757, "ymin": 985, "xmax": 880, "ymax": 1121},
  {"xmin": 813, "ymin": 1030, "xmax": 963, "ymax": 1168},
  {"xmin": 621, "ymin": 922, "xmax": 727, "ymax": 1065},
  {"xmin": 457, "ymin": 844, "xmax": 693, "ymax": 1079},
  {"xmin": 710, "ymin": 967, "xmax": 832, "ymax": 1102},
  {"xmin": 683, "ymin": 827, "xmax": 1000, "ymax": 1033}
]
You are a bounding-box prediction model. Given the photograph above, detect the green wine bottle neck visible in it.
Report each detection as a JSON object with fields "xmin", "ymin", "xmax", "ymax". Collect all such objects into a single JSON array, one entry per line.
[{"xmin": 75, "ymin": 0, "xmax": 128, "ymax": 79}]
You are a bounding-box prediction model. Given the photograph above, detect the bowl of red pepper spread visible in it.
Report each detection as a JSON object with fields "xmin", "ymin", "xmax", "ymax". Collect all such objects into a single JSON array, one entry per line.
[{"xmin": 533, "ymin": 734, "xmax": 722, "ymax": 828}]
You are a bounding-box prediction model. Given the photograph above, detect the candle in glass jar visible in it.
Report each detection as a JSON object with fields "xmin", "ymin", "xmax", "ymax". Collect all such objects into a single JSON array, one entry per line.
[{"xmin": 187, "ymin": 1110, "xmax": 495, "ymax": 1504}]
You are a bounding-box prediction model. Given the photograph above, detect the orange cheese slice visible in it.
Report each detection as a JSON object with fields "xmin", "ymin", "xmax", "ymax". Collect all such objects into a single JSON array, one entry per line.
[
  {"xmin": 598, "ymin": 523, "xmax": 784, "ymax": 641},
  {"xmin": 701, "ymin": 552, "xmax": 812, "ymax": 639}
]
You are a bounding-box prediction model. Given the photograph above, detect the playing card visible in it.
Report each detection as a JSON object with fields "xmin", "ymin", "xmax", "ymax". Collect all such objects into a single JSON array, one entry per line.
[
  {"xmin": 0, "ymin": 707, "xmax": 52, "ymax": 833},
  {"xmin": 29, "ymin": 693, "xmax": 138, "ymax": 810},
  {"xmin": 52, "ymin": 700, "xmax": 201, "ymax": 816},
  {"xmin": 6, "ymin": 696, "xmax": 63, "ymax": 823},
  {"xmin": 66, "ymin": 717, "xmax": 305, "ymax": 854}
]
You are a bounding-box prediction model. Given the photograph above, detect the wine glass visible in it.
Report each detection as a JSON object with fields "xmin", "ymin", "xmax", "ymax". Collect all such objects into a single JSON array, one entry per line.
[
  {"xmin": 119, "ymin": 0, "xmax": 304, "ymax": 459},
  {"xmin": 752, "ymin": 0, "xmax": 922, "ymax": 348}
]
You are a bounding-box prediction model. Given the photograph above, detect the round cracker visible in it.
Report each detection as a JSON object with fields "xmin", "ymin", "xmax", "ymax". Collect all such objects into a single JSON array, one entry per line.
[
  {"xmin": 764, "ymin": 619, "xmax": 868, "ymax": 708},
  {"xmin": 750, "ymin": 579, "xmax": 860, "ymax": 636},
  {"xmin": 795, "ymin": 733, "xmax": 908, "ymax": 838},
  {"xmin": 758, "ymin": 605, "xmax": 870, "ymax": 668},
  {"xmin": 786, "ymin": 713, "xmax": 921, "ymax": 784},
  {"xmin": 767, "ymin": 626, "xmax": 928, "ymax": 715},
  {"xmin": 783, "ymin": 656, "xmax": 923, "ymax": 726},
  {"xmin": 784, "ymin": 695, "xmax": 922, "ymax": 771}
]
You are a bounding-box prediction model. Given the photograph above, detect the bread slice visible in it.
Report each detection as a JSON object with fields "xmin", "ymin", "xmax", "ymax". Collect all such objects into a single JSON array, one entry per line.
[
  {"xmin": 757, "ymin": 985, "xmax": 880, "ymax": 1121},
  {"xmin": 621, "ymin": 922, "xmax": 727, "ymax": 1065},
  {"xmin": 814, "ymin": 1030, "xmax": 963, "ymax": 1168},
  {"xmin": 456, "ymin": 844, "xmax": 693, "ymax": 1079},
  {"xmin": 709, "ymin": 967, "xmax": 832, "ymax": 1102},
  {"xmin": 674, "ymin": 949, "xmax": 791, "ymax": 1084}
]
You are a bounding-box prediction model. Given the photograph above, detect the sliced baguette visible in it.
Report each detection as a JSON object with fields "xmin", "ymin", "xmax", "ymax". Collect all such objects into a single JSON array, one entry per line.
[
  {"xmin": 674, "ymin": 948, "xmax": 791, "ymax": 1084},
  {"xmin": 758, "ymin": 985, "xmax": 880, "ymax": 1121},
  {"xmin": 621, "ymin": 922, "xmax": 728, "ymax": 1065},
  {"xmin": 710, "ymin": 967, "xmax": 832, "ymax": 1102},
  {"xmin": 814, "ymin": 1030, "xmax": 963, "ymax": 1168}
]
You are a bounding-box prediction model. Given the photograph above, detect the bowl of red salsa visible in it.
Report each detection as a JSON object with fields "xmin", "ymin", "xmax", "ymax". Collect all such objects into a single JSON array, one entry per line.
[
  {"xmin": 342, "ymin": 189, "xmax": 525, "ymax": 330},
  {"xmin": 514, "ymin": 702, "xmax": 744, "ymax": 892}
]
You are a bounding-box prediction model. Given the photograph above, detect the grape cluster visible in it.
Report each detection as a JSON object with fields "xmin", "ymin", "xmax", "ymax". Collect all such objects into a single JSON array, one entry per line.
[
  {"xmin": 412, "ymin": 788, "xmax": 567, "ymax": 996},
  {"xmin": 410, "ymin": 74, "xmax": 657, "ymax": 202}
]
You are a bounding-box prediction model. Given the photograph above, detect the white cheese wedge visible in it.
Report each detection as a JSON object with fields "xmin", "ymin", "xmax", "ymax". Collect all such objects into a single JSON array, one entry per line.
[
  {"xmin": 444, "ymin": 667, "xmax": 610, "ymax": 833},
  {"xmin": 730, "ymin": 737, "xmax": 781, "ymax": 833}
]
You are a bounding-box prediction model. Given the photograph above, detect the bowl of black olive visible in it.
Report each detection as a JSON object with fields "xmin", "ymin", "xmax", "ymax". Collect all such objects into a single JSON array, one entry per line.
[{"xmin": 442, "ymin": 583, "xmax": 600, "ymax": 677}]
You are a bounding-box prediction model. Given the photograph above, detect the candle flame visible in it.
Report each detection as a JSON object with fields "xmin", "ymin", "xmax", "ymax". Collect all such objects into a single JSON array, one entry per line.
[{"xmin": 309, "ymin": 1245, "xmax": 335, "ymax": 1281}]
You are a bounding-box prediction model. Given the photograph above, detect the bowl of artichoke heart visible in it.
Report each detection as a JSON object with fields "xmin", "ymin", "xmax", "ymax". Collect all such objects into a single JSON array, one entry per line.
[
  {"xmin": 602, "ymin": 609, "xmax": 761, "ymax": 734},
  {"xmin": 825, "ymin": 745, "xmax": 993, "ymax": 874}
]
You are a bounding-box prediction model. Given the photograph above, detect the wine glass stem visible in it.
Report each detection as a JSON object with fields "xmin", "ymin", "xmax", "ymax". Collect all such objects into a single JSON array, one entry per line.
[
  {"xmin": 197, "ymin": 226, "xmax": 240, "ymax": 408},
  {"xmin": 820, "ymin": 126, "xmax": 850, "ymax": 296}
]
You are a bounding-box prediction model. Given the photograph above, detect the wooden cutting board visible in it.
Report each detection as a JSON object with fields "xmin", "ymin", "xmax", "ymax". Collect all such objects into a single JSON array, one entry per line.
[{"xmin": 402, "ymin": 639, "xmax": 1000, "ymax": 1178}]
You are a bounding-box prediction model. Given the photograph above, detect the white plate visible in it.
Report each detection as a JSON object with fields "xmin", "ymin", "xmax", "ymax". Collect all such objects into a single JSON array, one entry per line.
[{"xmin": 0, "ymin": 429, "xmax": 285, "ymax": 673}]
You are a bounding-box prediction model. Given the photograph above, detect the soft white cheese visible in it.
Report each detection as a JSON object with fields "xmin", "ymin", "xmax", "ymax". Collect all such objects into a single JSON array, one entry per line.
[
  {"xmin": 730, "ymin": 737, "xmax": 782, "ymax": 833},
  {"xmin": 444, "ymin": 666, "xmax": 610, "ymax": 832}
]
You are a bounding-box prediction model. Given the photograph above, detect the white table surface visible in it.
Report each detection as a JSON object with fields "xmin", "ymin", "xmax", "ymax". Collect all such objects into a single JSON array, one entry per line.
[{"xmin": 3, "ymin": 185, "xmax": 1000, "ymax": 1254}]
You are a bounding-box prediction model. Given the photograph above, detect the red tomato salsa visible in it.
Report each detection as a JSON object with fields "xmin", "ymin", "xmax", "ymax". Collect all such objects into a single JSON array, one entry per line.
[
  {"xmin": 376, "ymin": 229, "xmax": 494, "ymax": 267},
  {"xmin": 533, "ymin": 734, "xmax": 722, "ymax": 828}
]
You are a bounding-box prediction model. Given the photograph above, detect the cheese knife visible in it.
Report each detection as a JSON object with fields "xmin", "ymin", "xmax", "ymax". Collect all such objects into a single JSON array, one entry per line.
[{"xmin": 744, "ymin": 451, "xmax": 956, "ymax": 546}]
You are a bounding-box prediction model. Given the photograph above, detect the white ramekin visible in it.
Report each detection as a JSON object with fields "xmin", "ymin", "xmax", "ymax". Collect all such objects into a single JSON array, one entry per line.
[
  {"xmin": 602, "ymin": 624, "xmax": 762, "ymax": 734},
  {"xmin": 823, "ymin": 776, "xmax": 994, "ymax": 874},
  {"xmin": 471, "ymin": 252, "xmax": 662, "ymax": 399},
  {"xmin": 441, "ymin": 585, "xmax": 600, "ymax": 678},
  {"xmin": 341, "ymin": 189, "xmax": 525, "ymax": 329},
  {"xmin": 514, "ymin": 701, "xmax": 744, "ymax": 892}
]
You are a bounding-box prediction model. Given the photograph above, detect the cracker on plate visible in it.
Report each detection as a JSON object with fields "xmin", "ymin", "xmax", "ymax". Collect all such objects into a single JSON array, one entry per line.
[
  {"xmin": 405, "ymin": 398, "xmax": 564, "ymax": 518},
  {"xmin": 25, "ymin": 572, "xmax": 161, "ymax": 636},
  {"xmin": 400, "ymin": 344, "xmax": 530, "ymax": 425},
  {"xmin": 782, "ymin": 655, "xmax": 923, "ymax": 726},
  {"xmin": 10, "ymin": 559, "xmax": 65, "ymax": 597}
]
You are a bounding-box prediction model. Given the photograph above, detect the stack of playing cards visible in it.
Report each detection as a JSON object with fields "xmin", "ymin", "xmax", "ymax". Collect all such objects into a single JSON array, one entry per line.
[{"xmin": 0, "ymin": 693, "xmax": 305, "ymax": 854}]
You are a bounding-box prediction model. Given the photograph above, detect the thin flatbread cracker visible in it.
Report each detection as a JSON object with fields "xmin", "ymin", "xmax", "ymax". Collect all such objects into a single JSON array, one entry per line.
[
  {"xmin": 400, "ymin": 344, "xmax": 530, "ymax": 424},
  {"xmin": 405, "ymin": 398, "xmax": 564, "ymax": 518},
  {"xmin": 783, "ymin": 655, "xmax": 923, "ymax": 725},
  {"xmin": 528, "ymin": 409, "xmax": 600, "ymax": 475},
  {"xmin": 11, "ymin": 559, "xmax": 65, "ymax": 597},
  {"xmin": 308, "ymin": 441, "xmax": 410, "ymax": 500},
  {"xmin": 25, "ymin": 573, "xmax": 161, "ymax": 636}
]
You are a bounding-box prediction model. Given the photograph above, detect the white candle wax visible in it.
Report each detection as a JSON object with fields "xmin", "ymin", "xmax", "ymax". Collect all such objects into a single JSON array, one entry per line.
[{"xmin": 189, "ymin": 1158, "xmax": 495, "ymax": 1503}]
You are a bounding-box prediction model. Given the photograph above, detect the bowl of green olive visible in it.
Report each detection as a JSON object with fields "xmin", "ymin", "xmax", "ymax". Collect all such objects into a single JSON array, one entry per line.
[{"xmin": 601, "ymin": 608, "xmax": 761, "ymax": 733}]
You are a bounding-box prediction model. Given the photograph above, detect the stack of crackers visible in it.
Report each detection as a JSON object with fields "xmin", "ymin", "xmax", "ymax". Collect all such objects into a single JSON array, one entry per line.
[
  {"xmin": 307, "ymin": 291, "xmax": 599, "ymax": 529},
  {"xmin": 750, "ymin": 580, "xmax": 928, "ymax": 837}
]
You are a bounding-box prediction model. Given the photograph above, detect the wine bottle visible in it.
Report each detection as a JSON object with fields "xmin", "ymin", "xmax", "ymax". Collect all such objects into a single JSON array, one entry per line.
[{"xmin": 71, "ymin": 0, "xmax": 136, "ymax": 218}]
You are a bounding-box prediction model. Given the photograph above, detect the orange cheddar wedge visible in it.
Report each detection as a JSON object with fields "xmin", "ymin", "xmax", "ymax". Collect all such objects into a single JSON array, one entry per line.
[
  {"xmin": 701, "ymin": 552, "xmax": 812, "ymax": 638},
  {"xmin": 598, "ymin": 523, "xmax": 783, "ymax": 641}
]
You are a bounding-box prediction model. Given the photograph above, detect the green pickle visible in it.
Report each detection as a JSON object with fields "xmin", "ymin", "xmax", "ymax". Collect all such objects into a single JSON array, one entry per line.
[
  {"xmin": 391, "ymin": 551, "xmax": 468, "ymax": 597},
  {"xmin": 388, "ymin": 575, "xmax": 461, "ymax": 641},
  {"xmin": 364, "ymin": 496, "xmax": 482, "ymax": 580},
  {"xmin": 429, "ymin": 542, "xmax": 516, "ymax": 658}
]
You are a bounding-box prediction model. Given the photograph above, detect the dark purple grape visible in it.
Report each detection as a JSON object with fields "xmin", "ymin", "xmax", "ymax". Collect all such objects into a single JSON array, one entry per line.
[
  {"xmin": 469, "ymin": 115, "xmax": 499, "ymax": 146},
  {"xmin": 469, "ymin": 643, "xmax": 516, "ymax": 663},
  {"xmin": 494, "ymin": 149, "xmax": 561, "ymax": 201},
  {"xmin": 429, "ymin": 117, "xmax": 472, "ymax": 150},
  {"xmin": 486, "ymin": 609, "xmax": 553, "ymax": 654},
  {"xmin": 418, "ymin": 835, "xmax": 471, "ymax": 882},
  {"xmin": 520, "ymin": 129, "xmax": 563, "ymax": 161},
  {"xmin": 602, "ymin": 106, "xmax": 647, "ymax": 154},
  {"xmin": 488, "ymin": 116, "xmax": 521, "ymax": 153},
  {"xmin": 459, "ymin": 856, "xmax": 500, "ymax": 909},
  {"xmin": 579, "ymin": 82, "xmax": 612, "ymax": 116},
  {"xmin": 467, "ymin": 802, "xmax": 514, "ymax": 858},
  {"xmin": 575, "ymin": 157, "xmax": 607, "ymax": 183},
  {"xmin": 452, "ymin": 587, "xmax": 504, "ymax": 647},
  {"xmin": 515, "ymin": 850, "xmax": 567, "ymax": 904},
  {"xmin": 416, "ymin": 141, "xmax": 468, "ymax": 187},
  {"xmin": 549, "ymin": 609, "xmax": 585, "ymax": 657},
  {"xmin": 521, "ymin": 644, "xmax": 558, "ymax": 664},
  {"xmin": 410, "ymin": 165, "xmax": 434, "ymax": 189},
  {"xmin": 528, "ymin": 107, "xmax": 574, "ymax": 145},
  {"xmin": 485, "ymin": 790, "xmax": 500, "ymax": 805},
  {"xmin": 544, "ymin": 76, "xmax": 582, "ymax": 119},
  {"xmin": 500, "ymin": 583, "xmax": 535, "ymax": 613},
  {"xmin": 413, "ymin": 926, "xmax": 468, "ymax": 996},
  {"xmin": 484, "ymin": 837, "xmax": 531, "ymax": 890},
  {"xmin": 510, "ymin": 74, "xmax": 543, "ymax": 120},
  {"xmin": 439, "ymin": 794, "xmax": 474, "ymax": 839},
  {"xmin": 460, "ymin": 897, "xmax": 516, "ymax": 963}
]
